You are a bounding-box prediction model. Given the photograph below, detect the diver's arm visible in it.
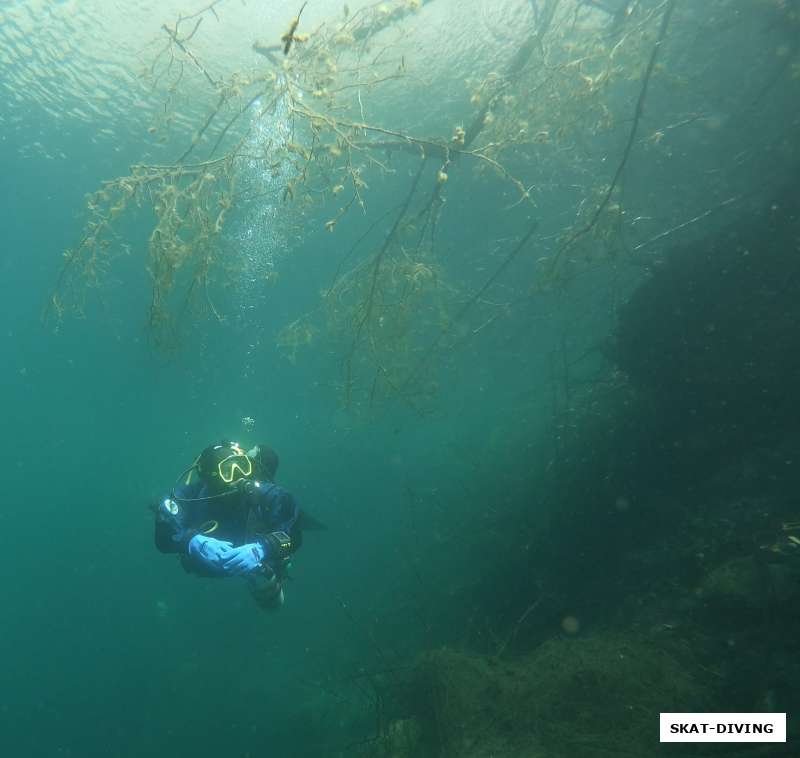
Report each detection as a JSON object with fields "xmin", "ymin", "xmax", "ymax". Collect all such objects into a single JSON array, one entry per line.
[
  {"xmin": 252, "ymin": 483, "xmax": 302, "ymax": 571},
  {"xmin": 155, "ymin": 493, "xmax": 234, "ymax": 577},
  {"xmin": 154, "ymin": 496, "xmax": 199, "ymax": 554},
  {"xmin": 153, "ymin": 482, "xmax": 203, "ymax": 554}
]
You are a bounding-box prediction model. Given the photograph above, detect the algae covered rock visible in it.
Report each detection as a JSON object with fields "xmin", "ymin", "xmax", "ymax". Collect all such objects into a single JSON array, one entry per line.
[
  {"xmin": 409, "ymin": 646, "xmax": 545, "ymax": 757},
  {"xmin": 698, "ymin": 554, "xmax": 800, "ymax": 615},
  {"xmin": 526, "ymin": 633, "xmax": 710, "ymax": 757},
  {"xmin": 697, "ymin": 556, "xmax": 767, "ymax": 617},
  {"xmin": 404, "ymin": 633, "xmax": 711, "ymax": 757}
]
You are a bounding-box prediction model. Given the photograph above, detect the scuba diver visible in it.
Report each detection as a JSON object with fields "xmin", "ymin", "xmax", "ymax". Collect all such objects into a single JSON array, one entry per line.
[{"xmin": 155, "ymin": 441, "xmax": 311, "ymax": 610}]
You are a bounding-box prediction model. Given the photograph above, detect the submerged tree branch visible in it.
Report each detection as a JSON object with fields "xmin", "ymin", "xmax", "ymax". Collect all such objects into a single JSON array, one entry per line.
[{"xmin": 548, "ymin": 0, "xmax": 678, "ymax": 272}]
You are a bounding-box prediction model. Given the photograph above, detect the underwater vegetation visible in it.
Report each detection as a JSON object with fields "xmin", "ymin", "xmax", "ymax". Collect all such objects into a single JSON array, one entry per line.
[
  {"xmin": 333, "ymin": 175, "xmax": 800, "ymax": 758},
  {"xmin": 381, "ymin": 633, "xmax": 711, "ymax": 757},
  {"xmin": 47, "ymin": 0, "xmax": 800, "ymax": 412},
  {"xmin": 25, "ymin": 1, "xmax": 800, "ymax": 754}
]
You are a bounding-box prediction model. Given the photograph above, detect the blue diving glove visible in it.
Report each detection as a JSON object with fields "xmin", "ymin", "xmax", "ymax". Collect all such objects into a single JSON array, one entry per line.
[
  {"xmin": 222, "ymin": 542, "xmax": 266, "ymax": 575},
  {"xmin": 187, "ymin": 534, "xmax": 234, "ymax": 573}
]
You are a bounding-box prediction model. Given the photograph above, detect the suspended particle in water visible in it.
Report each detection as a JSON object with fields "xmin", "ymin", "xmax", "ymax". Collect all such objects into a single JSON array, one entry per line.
[{"xmin": 561, "ymin": 615, "xmax": 580, "ymax": 635}]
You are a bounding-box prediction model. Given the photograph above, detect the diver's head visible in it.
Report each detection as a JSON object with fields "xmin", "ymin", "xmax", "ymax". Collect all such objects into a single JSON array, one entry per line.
[
  {"xmin": 196, "ymin": 441, "xmax": 254, "ymax": 493},
  {"xmin": 248, "ymin": 443, "xmax": 279, "ymax": 482}
]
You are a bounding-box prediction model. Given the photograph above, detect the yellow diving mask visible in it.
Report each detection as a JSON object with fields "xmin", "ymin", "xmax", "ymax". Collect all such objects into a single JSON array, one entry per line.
[{"xmin": 217, "ymin": 443, "xmax": 253, "ymax": 484}]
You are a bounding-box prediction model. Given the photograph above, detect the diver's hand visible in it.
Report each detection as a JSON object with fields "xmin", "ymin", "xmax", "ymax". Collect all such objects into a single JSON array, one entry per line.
[
  {"xmin": 222, "ymin": 542, "xmax": 265, "ymax": 575},
  {"xmin": 187, "ymin": 534, "xmax": 234, "ymax": 573}
]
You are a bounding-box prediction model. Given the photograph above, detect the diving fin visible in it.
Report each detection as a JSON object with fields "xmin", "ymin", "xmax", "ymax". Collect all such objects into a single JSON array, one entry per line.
[{"xmin": 298, "ymin": 509, "xmax": 328, "ymax": 531}]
